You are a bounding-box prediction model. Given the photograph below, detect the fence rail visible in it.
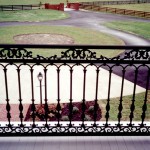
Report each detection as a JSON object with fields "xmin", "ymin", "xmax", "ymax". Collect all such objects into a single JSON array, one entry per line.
[
  {"xmin": 80, "ymin": 4, "xmax": 150, "ymax": 18},
  {"xmin": 0, "ymin": 5, "xmax": 40, "ymax": 11},
  {"xmin": 80, "ymin": 0, "xmax": 150, "ymax": 6},
  {"xmin": 0, "ymin": 44, "xmax": 150, "ymax": 136}
]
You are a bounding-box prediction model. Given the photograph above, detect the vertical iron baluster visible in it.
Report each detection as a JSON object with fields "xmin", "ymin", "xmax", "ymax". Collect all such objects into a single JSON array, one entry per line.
[
  {"xmin": 129, "ymin": 68, "xmax": 138, "ymax": 127},
  {"xmin": 17, "ymin": 68, "xmax": 24, "ymax": 127},
  {"xmin": 105, "ymin": 68, "xmax": 112, "ymax": 127},
  {"xmin": 44, "ymin": 68, "xmax": 49, "ymax": 127},
  {"xmin": 69, "ymin": 67, "xmax": 73, "ymax": 127},
  {"xmin": 4, "ymin": 67, "xmax": 11, "ymax": 127},
  {"xmin": 56, "ymin": 67, "xmax": 61, "ymax": 127},
  {"xmin": 141, "ymin": 68, "xmax": 150, "ymax": 127},
  {"xmin": 39, "ymin": 78, "xmax": 42, "ymax": 105},
  {"xmin": 117, "ymin": 68, "xmax": 126, "ymax": 127},
  {"xmin": 93, "ymin": 67, "xmax": 99, "ymax": 127},
  {"xmin": 81, "ymin": 67, "xmax": 87, "ymax": 127},
  {"xmin": 30, "ymin": 68, "xmax": 36, "ymax": 128}
]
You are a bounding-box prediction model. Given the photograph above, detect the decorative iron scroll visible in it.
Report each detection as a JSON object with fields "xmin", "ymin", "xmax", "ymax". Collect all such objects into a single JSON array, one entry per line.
[
  {"xmin": 0, "ymin": 48, "xmax": 32, "ymax": 59},
  {"xmin": 0, "ymin": 125, "xmax": 150, "ymax": 135},
  {"xmin": 35, "ymin": 55, "xmax": 58, "ymax": 60},
  {"xmin": 0, "ymin": 47, "xmax": 150, "ymax": 61},
  {"xmin": 33, "ymin": 48, "xmax": 97, "ymax": 60},
  {"xmin": 124, "ymin": 49, "xmax": 150, "ymax": 60},
  {"xmin": 61, "ymin": 48, "xmax": 97, "ymax": 60}
]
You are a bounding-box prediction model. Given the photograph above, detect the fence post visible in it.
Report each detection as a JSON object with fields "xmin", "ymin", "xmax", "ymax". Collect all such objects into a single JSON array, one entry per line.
[
  {"xmin": 59, "ymin": 3, "xmax": 64, "ymax": 11},
  {"xmin": 106, "ymin": 7, "xmax": 108, "ymax": 12},
  {"xmin": 99, "ymin": 6, "xmax": 101, "ymax": 11}
]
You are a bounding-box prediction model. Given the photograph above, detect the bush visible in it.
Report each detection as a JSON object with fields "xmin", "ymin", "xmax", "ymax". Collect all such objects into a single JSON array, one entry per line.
[
  {"xmin": 61, "ymin": 115, "xmax": 69, "ymax": 121},
  {"xmin": 84, "ymin": 115, "xmax": 92, "ymax": 121},
  {"xmin": 72, "ymin": 106, "xmax": 79, "ymax": 113},
  {"xmin": 88, "ymin": 106, "xmax": 94, "ymax": 113}
]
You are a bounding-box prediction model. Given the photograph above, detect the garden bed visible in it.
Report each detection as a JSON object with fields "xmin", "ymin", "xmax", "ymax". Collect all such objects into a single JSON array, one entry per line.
[{"xmin": 25, "ymin": 101, "xmax": 102, "ymax": 121}]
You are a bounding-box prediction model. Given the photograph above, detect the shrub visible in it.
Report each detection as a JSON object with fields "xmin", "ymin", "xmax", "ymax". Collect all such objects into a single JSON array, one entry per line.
[
  {"xmin": 61, "ymin": 115, "xmax": 69, "ymax": 121},
  {"xmin": 88, "ymin": 106, "xmax": 94, "ymax": 113},
  {"xmin": 84, "ymin": 115, "xmax": 92, "ymax": 121},
  {"xmin": 72, "ymin": 106, "xmax": 79, "ymax": 113}
]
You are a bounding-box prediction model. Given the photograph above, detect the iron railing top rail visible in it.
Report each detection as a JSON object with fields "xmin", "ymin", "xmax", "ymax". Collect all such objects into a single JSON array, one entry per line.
[
  {"xmin": 0, "ymin": 44, "xmax": 150, "ymax": 64},
  {"xmin": 0, "ymin": 44, "xmax": 149, "ymax": 49}
]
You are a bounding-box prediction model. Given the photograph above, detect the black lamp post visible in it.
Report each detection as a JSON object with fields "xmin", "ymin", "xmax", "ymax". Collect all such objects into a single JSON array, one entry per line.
[{"xmin": 37, "ymin": 72, "xmax": 43, "ymax": 106}]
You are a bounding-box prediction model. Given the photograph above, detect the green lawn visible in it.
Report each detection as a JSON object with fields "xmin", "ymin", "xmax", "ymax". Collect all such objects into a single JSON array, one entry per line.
[
  {"xmin": 105, "ymin": 4, "xmax": 150, "ymax": 12},
  {"xmin": 98, "ymin": 91, "xmax": 150, "ymax": 121},
  {"xmin": 0, "ymin": 25, "xmax": 124, "ymax": 57},
  {"xmin": 0, "ymin": 0, "xmax": 113, "ymax": 5},
  {"xmin": 104, "ymin": 21, "xmax": 150, "ymax": 40},
  {"xmin": 0, "ymin": 9, "xmax": 69, "ymax": 22}
]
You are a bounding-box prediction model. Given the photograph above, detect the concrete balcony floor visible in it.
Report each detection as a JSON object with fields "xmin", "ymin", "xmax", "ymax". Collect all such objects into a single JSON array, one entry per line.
[{"xmin": 0, "ymin": 136, "xmax": 150, "ymax": 150}]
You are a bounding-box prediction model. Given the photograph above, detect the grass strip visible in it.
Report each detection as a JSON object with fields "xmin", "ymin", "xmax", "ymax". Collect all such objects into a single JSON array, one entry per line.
[
  {"xmin": 105, "ymin": 4, "xmax": 150, "ymax": 12},
  {"xmin": 0, "ymin": 25, "xmax": 124, "ymax": 57},
  {"xmin": 0, "ymin": 0, "xmax": 113, "ymax": 5},
  {"xmin": 104, "ymin": 21, "xmax": 150, "ymax": 40},
  {"xmin": 98, "ymin": 91, "xmax": 150, "ymax": 121},
  {"xmin": 0, "ymin": 9, "xmax": 69, "ymax": 22}
]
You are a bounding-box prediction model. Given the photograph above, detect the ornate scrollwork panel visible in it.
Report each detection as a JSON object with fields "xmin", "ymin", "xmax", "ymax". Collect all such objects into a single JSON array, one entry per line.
[
  {"xmin": 0, "ymin": 48, "xmax": 33, "ymax": 59},
  {"xmin": 0, "ymin": 47, "xmax": 150, "ymax": 62},
  {"xmin": 0, "ymin": 125, "xmax": 150, "ymax": 135},
  {"xmin": 123, "ymin": 49, "xmax": 150, "ymax": 60},
  {"xmin": 61, "ymin": 48, "xmax": 97, "ymax": 60}
]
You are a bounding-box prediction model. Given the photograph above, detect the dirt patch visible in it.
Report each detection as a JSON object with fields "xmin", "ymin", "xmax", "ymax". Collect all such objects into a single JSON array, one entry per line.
[{"xmin": 13, "ymin": 33, "xmax": 74, "ymax": 44}]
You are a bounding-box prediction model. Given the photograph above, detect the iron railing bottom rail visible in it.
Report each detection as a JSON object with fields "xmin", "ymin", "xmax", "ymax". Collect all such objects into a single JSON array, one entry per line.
[{"xmin": 0, "ymin": 122, "xmax": 150, "ymax": 136}]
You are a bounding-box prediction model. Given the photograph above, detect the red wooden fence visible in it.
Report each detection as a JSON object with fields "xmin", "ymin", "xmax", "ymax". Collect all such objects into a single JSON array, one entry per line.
[
  {"xmin": 67, "ymin": 3, "xmax": 80, "ymax": 10},
  {"xmin": 45, "ymin": 3, "xmax": 64, "ymax": 11}
]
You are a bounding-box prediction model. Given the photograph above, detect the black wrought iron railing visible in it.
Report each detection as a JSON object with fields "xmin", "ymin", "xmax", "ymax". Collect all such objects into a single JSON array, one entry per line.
[
  {"xmin": 0, "ymin": 44, "xmax": 150, "ymax": 136},
  {"xmin": 0, "ymin": 5, "xmax": 40, "ymax": 11}
]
